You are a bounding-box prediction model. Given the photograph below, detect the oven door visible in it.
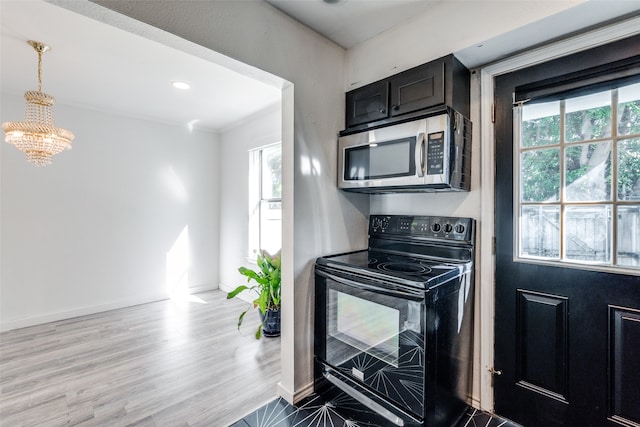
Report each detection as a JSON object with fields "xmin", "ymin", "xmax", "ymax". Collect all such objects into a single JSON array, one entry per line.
[{"xmin": 315, "ymin": 267, "xmax": 426, "ymax": 420}]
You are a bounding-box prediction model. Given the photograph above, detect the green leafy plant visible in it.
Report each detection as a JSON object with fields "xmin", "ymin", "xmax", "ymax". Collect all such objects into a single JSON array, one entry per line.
[{"xmin": 226, "ymin": 249, "xmax": 281, "ymax": 339}]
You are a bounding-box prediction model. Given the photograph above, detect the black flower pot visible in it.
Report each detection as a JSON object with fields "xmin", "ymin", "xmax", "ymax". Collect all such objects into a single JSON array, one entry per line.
[{"xmin": 259, "ymin": 308, "xmax": 281, "ymax": 338}]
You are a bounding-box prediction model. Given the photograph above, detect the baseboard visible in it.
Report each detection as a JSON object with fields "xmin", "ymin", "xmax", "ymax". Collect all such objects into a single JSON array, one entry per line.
[
  {"xmin": 277, "ymin": 380, "xmax": 315, "ymax": 405},
  {"xmin": 218, "ymin": 282, "xmax": 235, "ymax": 293},
  {"xmin": 0, "ymin": 284, "xmax": 218, "ymax": 332},
  {"xmin": 190, "ymin": 283, "xmax": 218, "ymax": 294},
  {"xmin": 293, "ymin": 381, "xmax": 315, "ymax": 403},
  {"xmin": 470, "ymin": 396, "xmax": 481, "ymax": 410}
]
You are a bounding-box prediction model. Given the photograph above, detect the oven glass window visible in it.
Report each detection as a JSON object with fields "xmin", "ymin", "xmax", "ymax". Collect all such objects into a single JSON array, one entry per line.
[
  {"xmin": 345, "ymin": 137, "xmax": 416, "ymax": 180},
  {"xmin": 332, "ymin": 291, "xmax": 400, "ymax": 367},
  {"xmin": 326, "ymin": 286, "xmax": 423, "ymax": 370}
]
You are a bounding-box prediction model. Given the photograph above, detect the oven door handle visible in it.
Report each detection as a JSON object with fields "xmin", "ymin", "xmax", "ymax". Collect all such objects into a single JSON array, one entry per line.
[
  {"xmin": 324, "ymin": 371, "xmax": 407, "ymax": 426},
  {"xmin": 316, "ymin": 269, "xmax": 424, "ymax": 301}
]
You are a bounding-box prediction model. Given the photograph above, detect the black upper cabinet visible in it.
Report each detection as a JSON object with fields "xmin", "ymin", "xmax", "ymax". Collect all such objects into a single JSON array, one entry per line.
[
  {"xmin": 345, "ymin": 81, "xmax": 389, "ymax": 127},
  {"xmin": 344, "ymin": 54, "xmax": 469, "ymax": 132},
  {"xmin": 390, "ymin": 60, "xmax": 444, "ymax": 117}
]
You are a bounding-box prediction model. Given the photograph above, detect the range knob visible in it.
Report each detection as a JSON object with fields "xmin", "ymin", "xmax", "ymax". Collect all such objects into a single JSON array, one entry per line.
[
  {"xmin": 372, "ymin": 216, "xmax": 390, "ymax": 232},
  {"xmin": 381, "ymin": 216, "xmax": 390, "ymax": 230},
  {"xmin": 431, "ymin": 223, "xmax": 441, "ymax": 232},
  {"xmin": 444, "ymin": 223, "xmax": 453, "ymax": 233},
  {"xmin": 455, "ymin": 223, "xmax": 466, "ymax": 234}
]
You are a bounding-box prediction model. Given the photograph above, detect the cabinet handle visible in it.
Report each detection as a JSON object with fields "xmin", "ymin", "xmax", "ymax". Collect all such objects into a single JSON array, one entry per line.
[
  {"xmin": 378, "ymin": 108, "xmax": 386, "ymax": 114},
  {"xmin": 392, "ymin": 104, "xmax": 399, "ymax": 111}
]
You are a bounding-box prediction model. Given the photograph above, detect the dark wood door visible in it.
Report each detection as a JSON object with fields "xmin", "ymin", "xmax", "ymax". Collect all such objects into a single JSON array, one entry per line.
[{"xmin": 494, "ymin": 36, "xmax": 640, "ymax": 427}]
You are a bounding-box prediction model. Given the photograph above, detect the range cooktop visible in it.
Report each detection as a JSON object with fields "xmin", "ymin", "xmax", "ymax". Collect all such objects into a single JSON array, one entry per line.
[{"xmin": 316, "ymin": 249, "xmax": 467, "ymax": 289}]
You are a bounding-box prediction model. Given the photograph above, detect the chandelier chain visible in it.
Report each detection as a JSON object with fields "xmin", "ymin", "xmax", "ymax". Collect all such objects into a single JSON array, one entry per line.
[{"xmin": 37, "ymin": 48, "xmax": 43, "ymax": 92}]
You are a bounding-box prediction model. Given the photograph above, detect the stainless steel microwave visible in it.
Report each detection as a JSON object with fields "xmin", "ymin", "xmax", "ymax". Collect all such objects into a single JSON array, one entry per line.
[{"xmin": 338, "ymin": 110, "xmax": 471, "ymax": 193}]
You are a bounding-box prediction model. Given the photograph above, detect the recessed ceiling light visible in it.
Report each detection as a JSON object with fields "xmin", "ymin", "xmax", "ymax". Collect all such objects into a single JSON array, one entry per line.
[{"xmin": 172, "ymin": 81, "xmax": 190, "ymax": 90}]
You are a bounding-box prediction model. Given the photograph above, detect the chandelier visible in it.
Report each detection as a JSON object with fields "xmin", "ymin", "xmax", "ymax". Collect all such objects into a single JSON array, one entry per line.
[{"xmin": 2, "ymin": 40, "xmax": 74, "ymax": 166}]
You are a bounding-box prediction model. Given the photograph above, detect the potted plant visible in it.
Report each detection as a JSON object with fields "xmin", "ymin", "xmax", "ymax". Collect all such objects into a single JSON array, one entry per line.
[{"xmin": 226, "ymin": 249, "xmax": 281, "ymax": 339}]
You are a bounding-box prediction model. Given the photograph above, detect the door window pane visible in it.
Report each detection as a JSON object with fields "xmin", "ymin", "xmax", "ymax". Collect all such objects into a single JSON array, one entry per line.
[
  {"xmin": 521, "ymin": 101, "xmax": 560, "ymax": 148},
  {"xmin": 520, "ymin": 206, "xmax": 560, "ymax": 259},
  {"xmin": 618, "ymin": 138, "xmax": 640, "ymax": 201},
  {"xmin": 565, "ymin": 91, "xmax": 612, "ymax": 142},
  {"xmin": 564, "ymin": 206, "xmax": 612, "ymax": 263},
  {"xmin": 565, "ymin": 142, "xmax": 612, "ymax": 201},
  {"xmin": 618, "ymin": 83, "xmax": 640, "ymax": 136},
  {"xmin": 516, "ymin": 82, "xmax": 639, "ymax": 271},
  {"xmin": 617, "ymin": 206, "xmax": 640, "ymax": 267},
  {"xmin": 521, "ymin": 148, "xmax": 560, "ymax": 202}
]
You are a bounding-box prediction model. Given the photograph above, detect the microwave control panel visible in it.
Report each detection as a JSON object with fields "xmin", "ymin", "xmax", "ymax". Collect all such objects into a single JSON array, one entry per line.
[{"xmin": 426, "ymin": 131, "xmax": 445, "ymax": 175}]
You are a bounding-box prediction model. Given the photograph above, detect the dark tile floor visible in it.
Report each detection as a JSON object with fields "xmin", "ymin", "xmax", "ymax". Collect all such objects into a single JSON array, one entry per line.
[{"xmin": 230, "ymin": 392, "xmax": 522, "ymax": 427}]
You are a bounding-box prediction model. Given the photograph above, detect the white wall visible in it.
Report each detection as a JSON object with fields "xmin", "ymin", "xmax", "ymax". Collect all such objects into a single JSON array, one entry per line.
[
  {"xmin": 0, "ymin": 93, "xmax": 220, "ymax": 331},
  {"xmin": 74, "ymin": 0, "xmax": 370, "ymax": 402},
  {"xmin": 345, "ymin": 1, "xmax": 584, "ymax": 89},
  {"xmin": 218, "ymin": 103, "xmax": 281, "ymax": 292}
]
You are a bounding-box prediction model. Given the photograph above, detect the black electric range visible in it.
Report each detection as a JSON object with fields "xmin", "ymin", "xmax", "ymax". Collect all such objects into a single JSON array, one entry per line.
[{"xmin": 314, "ymin": 215, "xmax": 476, "ymax": 427}]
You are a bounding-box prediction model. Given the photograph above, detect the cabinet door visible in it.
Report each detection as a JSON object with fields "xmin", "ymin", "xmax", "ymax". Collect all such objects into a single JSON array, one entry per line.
[
  {"xmin": 345, "ymin": 81, "xmax": 389, "ymax": 128},
  {"xmin": 390, "ymin": 61, "xmax": 444, "ymax": 117}
]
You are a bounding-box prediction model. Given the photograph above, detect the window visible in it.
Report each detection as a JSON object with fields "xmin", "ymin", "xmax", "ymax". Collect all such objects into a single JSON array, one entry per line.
[
  {"xmin": 515, "ymin": 82, "xmax": 640, "ymax": 270},
  {"xmin": 248, "ymin": 143, "xmax": 282, "ymax": 258}
]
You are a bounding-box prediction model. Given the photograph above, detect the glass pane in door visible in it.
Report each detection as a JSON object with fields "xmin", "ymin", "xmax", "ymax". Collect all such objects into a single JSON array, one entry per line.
[
  {"xmin": 564, "ymin": 142, "xmax": 612, "ymax": 201},
  {"xmin": 520, "ymin": 205, "xmax": 560, "ymax": 259},
  {"xmin": 521, "ymin": 101, "xmax": 560, "ymax": 148},
  {"xmin": 565, "ymin": 91, "xmax": 612, "ymax": 142},
  {"xmin": 618, "ymin": 138, "xmax": 640, "ymax": 201},
  {"xmin": 564, "ymin": 205, "xmax": 612, "ymax": 263},
  {"xmin": 617, "ymin": 205, "xmax": 640, "ymax": 267},
  {"xmin": 521, "ymin": 148, "xmax": 560, "ymax": 202},
  {"xmin": 618, "ymin": 83, "xmax": 640, "ymax": 135}
]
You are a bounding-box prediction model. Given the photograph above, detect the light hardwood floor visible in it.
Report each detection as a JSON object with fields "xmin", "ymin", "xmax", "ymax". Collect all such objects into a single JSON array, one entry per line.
[{"xmin": 0, "ymin": 290, "xmax": 280, "ymax": 427}]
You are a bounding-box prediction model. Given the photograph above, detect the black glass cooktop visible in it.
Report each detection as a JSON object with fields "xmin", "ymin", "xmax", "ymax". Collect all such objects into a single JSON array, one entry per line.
[{"xmin": 316, "ymin": 249, "xmax": 467, "ymax": 288}]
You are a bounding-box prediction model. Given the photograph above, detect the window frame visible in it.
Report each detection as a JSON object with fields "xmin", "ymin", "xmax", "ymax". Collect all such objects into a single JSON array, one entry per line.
[
  {"xmin": 248, "ymin": 142, "xmax": 282, "ymax": 261},
  {"xmin": 513, "ymin": 84, "xmax": 640, "ymax": 274}
]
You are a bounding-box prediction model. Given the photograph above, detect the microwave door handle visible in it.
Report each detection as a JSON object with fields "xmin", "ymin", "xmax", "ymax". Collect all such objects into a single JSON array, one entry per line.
[{"xmin": 416, "ymin": 133, "xmax": 426, "ymax": 177}]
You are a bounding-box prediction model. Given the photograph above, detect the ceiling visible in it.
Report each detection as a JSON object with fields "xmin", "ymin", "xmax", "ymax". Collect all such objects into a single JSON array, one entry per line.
[
  {"xmin": 2, "ymin": 1, "xmax": 639, "ymax": 133},
  {"xmin": 265, "ymin": 0, "xmax": 640, "ymax": 66},
  {"xmin": 1, "ymin": 0, "xmax": 447, "ymax": 133},
  {"xmin": 264, "ymin": 0, "xmax": 443, "ymax": 49},
  {"xmin": 0, "ymin": 0, "xmax": 282, "ymax": 133}
]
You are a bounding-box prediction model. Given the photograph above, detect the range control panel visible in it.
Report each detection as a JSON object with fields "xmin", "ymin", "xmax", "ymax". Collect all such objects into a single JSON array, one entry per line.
[{"xmin": 369, "ymin": 215, "xmax": 475, "ymax": 242}]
